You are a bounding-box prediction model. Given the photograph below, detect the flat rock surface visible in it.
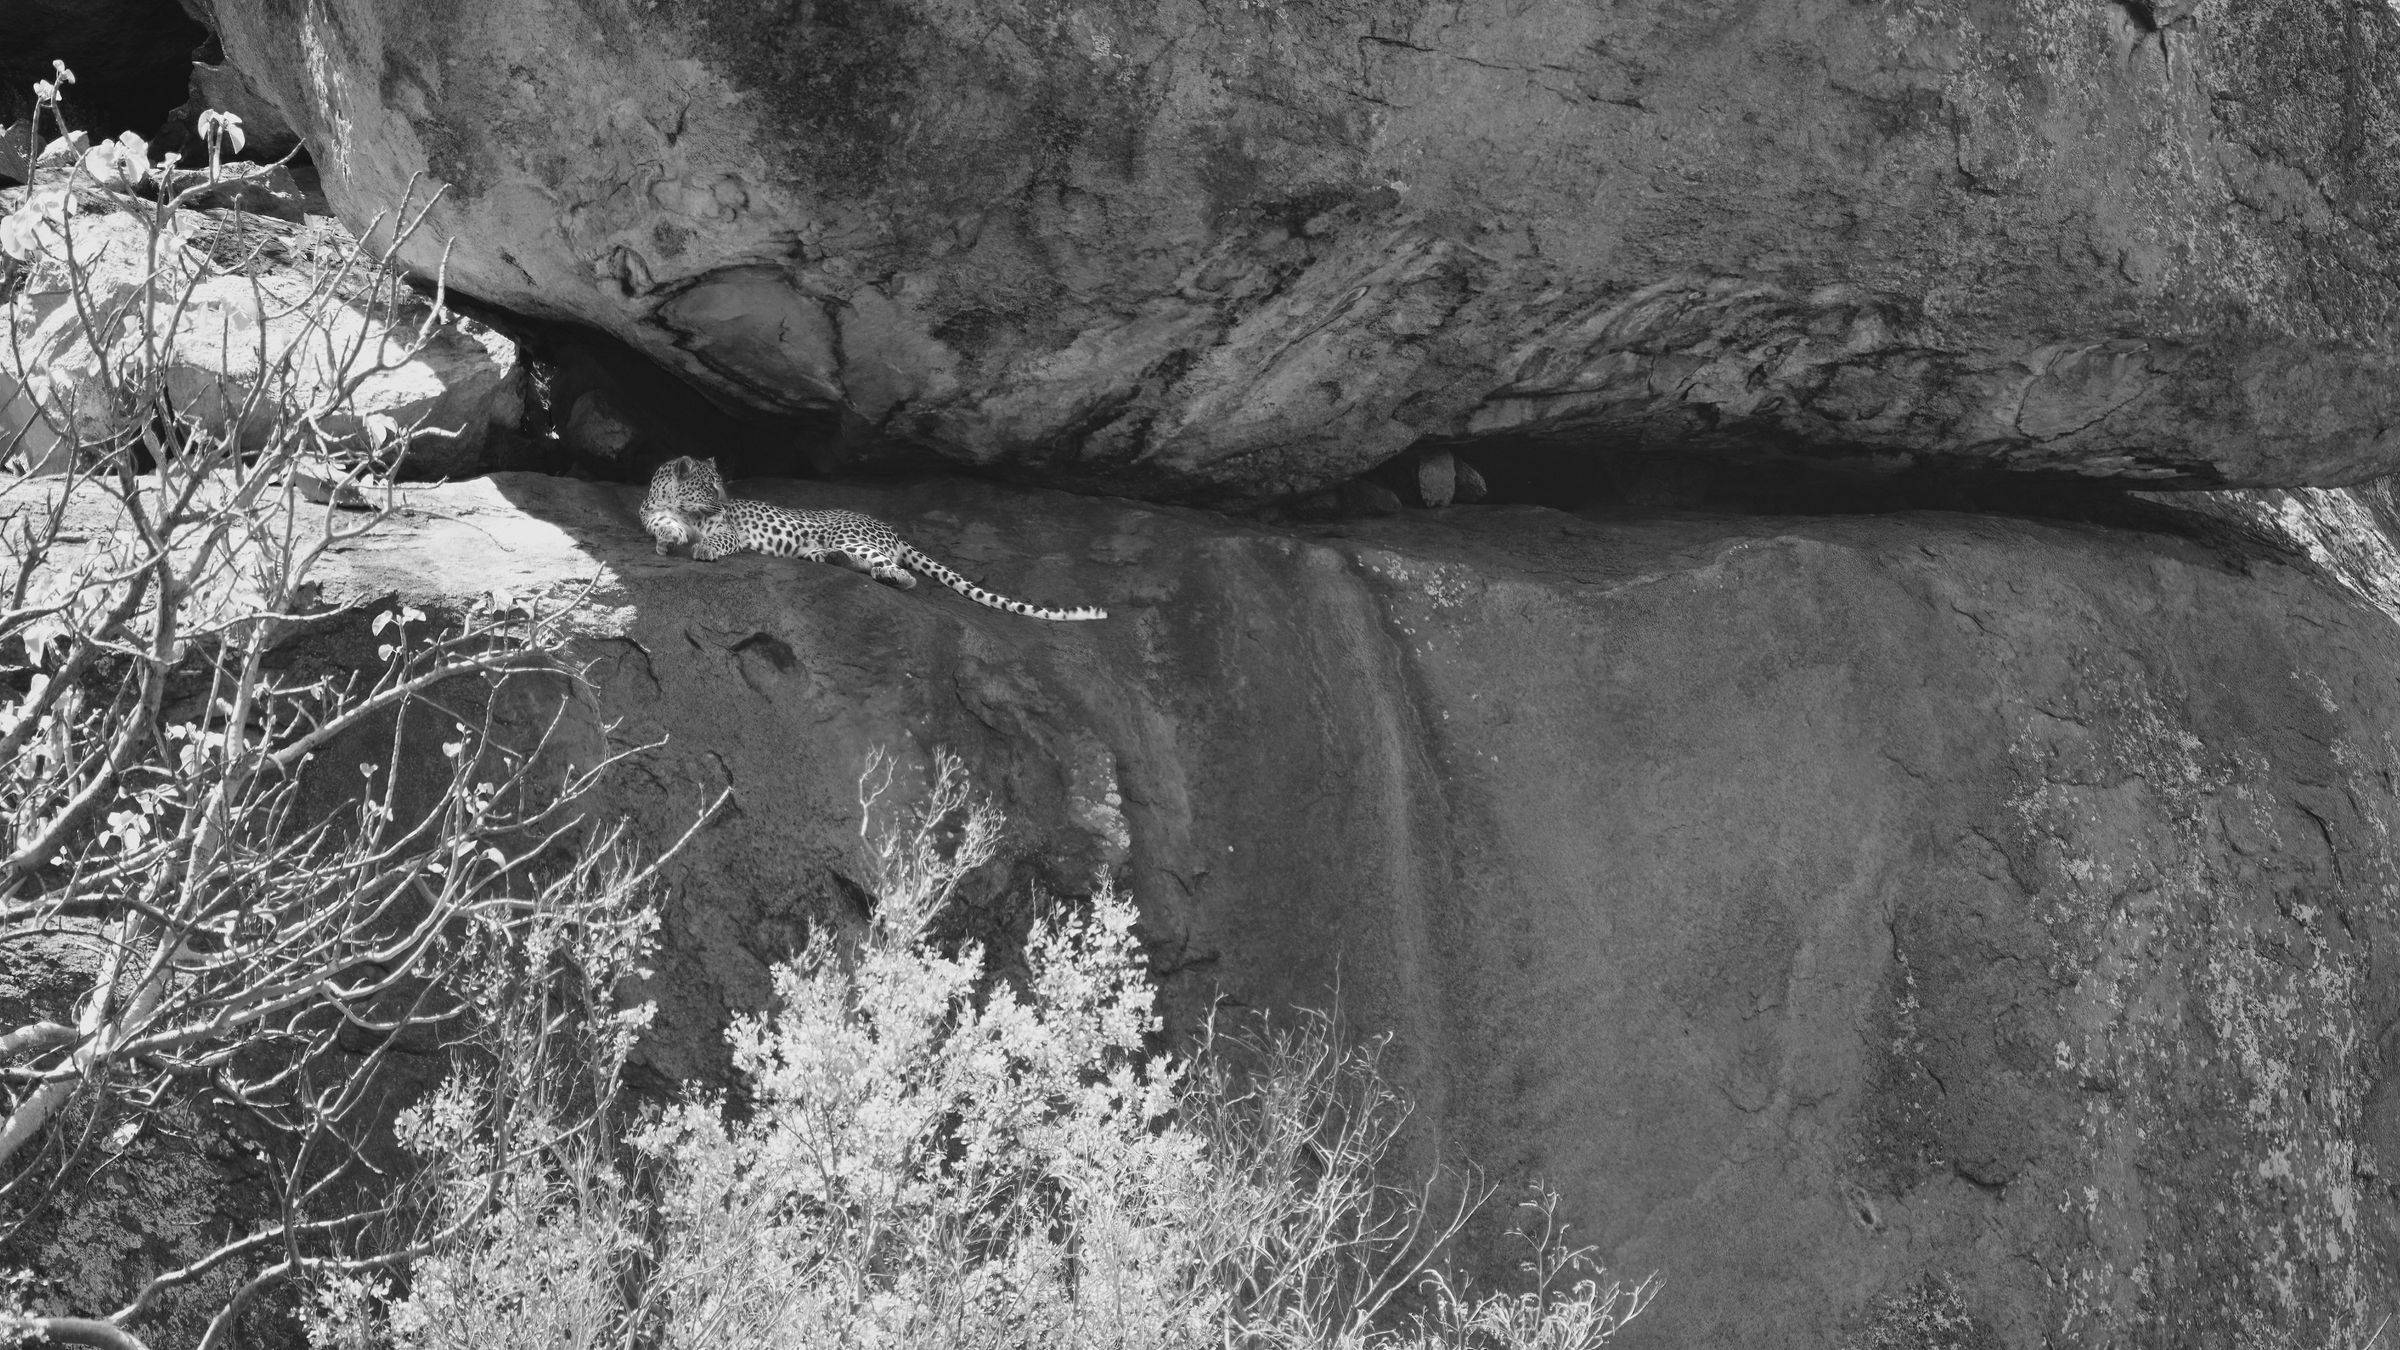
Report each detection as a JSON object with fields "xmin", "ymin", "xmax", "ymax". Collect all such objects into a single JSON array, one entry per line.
[
  {"xmin": 286, "ymin": 471, "xmax": 2400, "ymax": 1346},
  {"xmin": 196, "ymin": 0, "xmax": 2400, "ymax": 499}
]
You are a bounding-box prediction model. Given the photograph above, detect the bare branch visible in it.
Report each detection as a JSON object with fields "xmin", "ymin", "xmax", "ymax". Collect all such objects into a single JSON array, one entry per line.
[
  {"xmin": 1, "ymin": 150, "xmax": 690, "ymax": 1350},
  {"xmin": 2, "ymin": 1316, "xmax": 152, "ymax": 1350},
  {"xmin": 0, "ymin": 1020, "xmax": 77, "ymax": 1056}
]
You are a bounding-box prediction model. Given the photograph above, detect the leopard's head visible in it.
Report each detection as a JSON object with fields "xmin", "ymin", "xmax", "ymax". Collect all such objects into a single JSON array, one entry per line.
[{"xmin": 648, "ymin": 455, "xmax": 729, "ymax": 509}]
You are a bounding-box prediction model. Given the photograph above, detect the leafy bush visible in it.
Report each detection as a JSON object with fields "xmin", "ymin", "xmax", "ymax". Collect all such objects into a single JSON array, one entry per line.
[{"xmin": 354, "ymin": 752, "xmax": 1655, "ymax": 1350}]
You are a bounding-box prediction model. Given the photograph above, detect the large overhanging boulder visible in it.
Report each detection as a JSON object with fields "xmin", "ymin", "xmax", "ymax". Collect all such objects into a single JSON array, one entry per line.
[{"xmin": 192, "ymin": 0, "xmax": 2400, "ymax": 501}]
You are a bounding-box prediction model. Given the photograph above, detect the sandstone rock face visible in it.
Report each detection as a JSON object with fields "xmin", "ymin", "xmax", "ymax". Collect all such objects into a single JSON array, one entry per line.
[
  {"xmin": 171, "ymin": 60, "xmax": 303, "ymax": 163},
  {"xmin": 0, "ymin": 203, "xmax": 525, "ymax": 478},
  {"xmin": 198, "ymin": 0, "xmax": 2400, "ymax": 500},
  {"xmin": 307, "ymin": 474, "xmax": 2400, "ymax": 1346}
]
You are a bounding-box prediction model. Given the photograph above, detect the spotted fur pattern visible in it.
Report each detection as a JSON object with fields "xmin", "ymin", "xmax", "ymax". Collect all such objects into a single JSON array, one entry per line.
[
  {"xmin": 641, "ymin": 457, "xmax": 713, "ymax": 556},
  {"xmin": 641, "ymin": 456, "xmax": 1106, "ymax": 622}
]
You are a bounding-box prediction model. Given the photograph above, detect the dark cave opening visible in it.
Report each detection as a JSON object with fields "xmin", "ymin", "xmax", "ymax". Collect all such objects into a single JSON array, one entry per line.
[
  {"xmin": 0, "ymin": 0, "xmax": 209, "ymax": 159},
  {"xmin": 1342, "ymin": 434, "xmax": 2223, "ymax": 535},
  {"xmin": 454, "ymin": 302, "xmax": 2229, "ymax": 546},
  {"xmin": 490, "ymin": 313, "xmax": 847, "ymax": 485}
]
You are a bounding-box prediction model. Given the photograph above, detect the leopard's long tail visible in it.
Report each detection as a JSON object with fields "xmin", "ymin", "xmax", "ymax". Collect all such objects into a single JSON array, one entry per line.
[{"xmin": 897, "ymin": 544, "xmax": 1106, "ymax": 621}]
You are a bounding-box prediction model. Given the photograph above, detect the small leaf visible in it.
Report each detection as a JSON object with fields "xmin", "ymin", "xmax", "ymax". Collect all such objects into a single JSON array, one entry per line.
[
  {"xmin": 199, "ymin": 109, "xmax": 245, "ymax": 155},
  {"xmin": 78, "ymin": 138, "xmax": 145, "ymax": 193},
  {"xmin": 0, "ymin": 185, "xmax": 70, "ymax": 263},
  {"xmin": 0, "ymin": 210, "xmax": 45, "ymax": 264}
]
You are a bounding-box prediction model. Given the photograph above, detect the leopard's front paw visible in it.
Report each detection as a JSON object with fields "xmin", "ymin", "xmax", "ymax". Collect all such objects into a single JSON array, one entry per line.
[{"xmin": 692, "ymin": 543, "xmax": 723, "ymax": 562}]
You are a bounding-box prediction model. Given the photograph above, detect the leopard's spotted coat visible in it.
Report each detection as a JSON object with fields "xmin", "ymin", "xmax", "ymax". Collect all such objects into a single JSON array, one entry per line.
[{"xmin": 642, "ymin": 456, "xmax": 1107, "ymax": 622}]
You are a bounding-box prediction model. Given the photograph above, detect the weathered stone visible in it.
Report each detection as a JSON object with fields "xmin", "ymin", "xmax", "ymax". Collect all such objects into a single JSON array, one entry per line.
[
  {"xmin": 1415, "ymin": 447, "xmax": 1456, "ymax": 509},
  {"xmin": 560, "ymin": 387, "xmax": 637, "ymax": 462},
  {"xmin": 0, "ymin": 124, "xmax": 30, "ymax": 186},
  {"xmin": 0, "ymin": 204, "xmax": 206, "ymax": 473},
  {"xmin": 159, "ymin": 161, "xmax": 306, "ymax": 222},
  {"xmin": 276, "ymin": 471, "xmax": 2400, "ymax": 1346},
  {"xmin": 1453, "ymin": 456, "xmax": 1487, "ymax": 504},
  {"xmin": 0, "ymin": 203, "xmax": 526, "ymax": 478},
  {"xmin": 0, "ymin": 1099, "xmax": 286, "ymax": 1347},
  {"xmin": 170, "ymin": 60, "xmax": 301, "ymax": 163},
  {"xmin": 192, "ymin": 0, "xmax": 2400, "ymax": 501}
]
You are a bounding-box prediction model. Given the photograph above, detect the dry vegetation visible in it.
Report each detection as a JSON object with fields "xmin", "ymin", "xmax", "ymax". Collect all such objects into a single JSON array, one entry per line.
[
  {"xmin": 324, "ymin": 752, "xmax": 1655, "ymax": 1350},
  {"xmin": 0, "ymin": 62, "xmax": 1655, "ymax": 1350}
]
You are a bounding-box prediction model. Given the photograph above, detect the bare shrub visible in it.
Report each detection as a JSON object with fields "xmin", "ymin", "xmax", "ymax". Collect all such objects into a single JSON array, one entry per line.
[{"xmin": 0, "ymin": 63, "xmax": 701, "ymax": 1350}]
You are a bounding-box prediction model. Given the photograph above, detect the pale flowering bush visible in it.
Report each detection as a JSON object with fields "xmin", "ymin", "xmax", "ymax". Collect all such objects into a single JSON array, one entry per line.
[
  {"xmin": 353, "ymin": 752, "xmax": 1656, "ymax": 1350},
  {"xmin": 0, "ymin": 55, "xmax": 691, "ymax": 1350}
]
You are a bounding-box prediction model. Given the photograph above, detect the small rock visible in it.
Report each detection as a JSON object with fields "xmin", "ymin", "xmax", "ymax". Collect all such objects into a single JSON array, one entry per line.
[
  {"xmin": 0, "ymin": 122, "xmax": 29, "ymax": 185},
  {"xmin": 563, "ymin": 388, "xmax": 640, "ymax": 460},
  {"xmin": 159, "ymin": 162, "xmax": 307, "ymax": 222},
  {"xmin": 1416, "ymin": 447, "xmax": 1457, "ymax": 509},
  {"xmin": 1455, "ymin": 457, "xmax": 1489, "ymax": 503}
]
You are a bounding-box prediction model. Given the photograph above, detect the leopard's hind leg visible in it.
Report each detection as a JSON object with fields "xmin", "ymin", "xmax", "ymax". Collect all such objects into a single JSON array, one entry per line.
[
  {"xmin": 842, "ymin": 544, "xmax": 917, "ymax": 589},
  {"xmin": 816, "ymin": 550, "xmax": 907, "ymax": 586}
]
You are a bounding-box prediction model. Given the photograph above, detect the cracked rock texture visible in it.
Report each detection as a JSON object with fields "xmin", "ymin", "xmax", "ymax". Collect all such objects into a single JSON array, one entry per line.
[
  {"xmin": 299, "ymin": 473, "xmax": 2400, "ymax": 1346},
  {"xmin": 193, "ymin": 0, "xmax": 2400, "ymax": 500},
  {"xmin": 0, "ymin": 204, "xmax": 525, "ymax": 478}
]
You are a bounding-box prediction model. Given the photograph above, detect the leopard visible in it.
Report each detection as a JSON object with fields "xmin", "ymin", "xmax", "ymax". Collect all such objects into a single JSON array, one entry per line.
[{"xmin": 641, "ymin": 456, "xmax": 1107, "ymax": 622}]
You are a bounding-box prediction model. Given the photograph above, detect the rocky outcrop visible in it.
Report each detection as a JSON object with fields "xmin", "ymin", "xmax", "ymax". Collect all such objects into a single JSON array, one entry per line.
[
  {"xmin": 165, "ymin": 58, "xmax": 302, "ymax": 165},
  {"xmin": 194, "ymin": 0, "xmax": 2400, "ymax": 500},
  {"xmin": 0, "ymin": 198, "xmax": 526, "ymax": 478},
  {"xmin": 292, "ymin": 472, "xmax": 2400, "ymax": 1346}
]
